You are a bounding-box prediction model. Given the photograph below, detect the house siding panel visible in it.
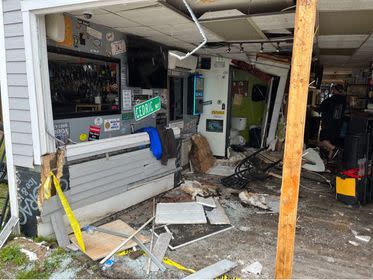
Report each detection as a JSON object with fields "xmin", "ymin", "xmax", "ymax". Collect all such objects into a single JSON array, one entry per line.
[{"xmin": 3, "ymin": 1, "xmax": 33, "ymax": 168}]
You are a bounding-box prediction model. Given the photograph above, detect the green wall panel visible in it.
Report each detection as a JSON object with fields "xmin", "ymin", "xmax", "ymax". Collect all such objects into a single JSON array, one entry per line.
[{"xmin": 231, "ymin": 69, "xmax": 267, "ymax": 143}]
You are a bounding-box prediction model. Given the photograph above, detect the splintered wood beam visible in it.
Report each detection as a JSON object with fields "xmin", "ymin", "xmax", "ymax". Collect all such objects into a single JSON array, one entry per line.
[{"xmin": 275, "ymin": 0, "xmax": 317, "ymax": 279}]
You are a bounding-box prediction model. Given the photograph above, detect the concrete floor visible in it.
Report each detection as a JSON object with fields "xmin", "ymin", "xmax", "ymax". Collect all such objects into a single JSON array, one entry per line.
[{"xmin": 98, "ymin": 171, "xmax": 373, "ymax": 279}]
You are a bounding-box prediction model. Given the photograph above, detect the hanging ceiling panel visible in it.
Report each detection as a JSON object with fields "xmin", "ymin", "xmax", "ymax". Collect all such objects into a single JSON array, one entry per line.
[
  {"xmin": 74, "ymin": 2, "xmax": 223, "ymax": 52},
  {"xmin": 201, "ymin": 17, "xmax": 267, "ymax": 41},
  {"xmin": 198, "ymin": 9, "xmax": 246, "ymax": 20},
  {"xmin": 251, "ymin": 12, "xmax": 295, "ymax": 31}
]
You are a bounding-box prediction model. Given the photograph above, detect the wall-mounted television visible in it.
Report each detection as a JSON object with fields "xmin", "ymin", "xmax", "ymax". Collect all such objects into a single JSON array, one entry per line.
[{"xmin": 127, "ymin": 35, "xmax": 168, "ymax": 89}]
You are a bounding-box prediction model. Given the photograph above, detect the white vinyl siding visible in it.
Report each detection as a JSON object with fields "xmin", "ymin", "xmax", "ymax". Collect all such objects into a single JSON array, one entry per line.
[{"xmin": 3, "ymin": 0, "xmax": 33, "ymax": 168}]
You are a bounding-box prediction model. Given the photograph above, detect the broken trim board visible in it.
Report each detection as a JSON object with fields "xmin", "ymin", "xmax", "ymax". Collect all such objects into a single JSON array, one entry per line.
[
  {"xmin": 196, "ymin": 196, "xmax": 216, "ymax": 208},
  {"xmin": 205, "ymin": 199, "xmax": 230, "ymax": 225},
  {"xmin": 70, "ymin": 220, "xmax": 149, "ymax": 261},
  {"xmin": 154, "ymin": 224, "xmax": 233, "ymax": 250},
  {"xmin": 150, "ymin": 232, "xmax": 172, "ymax": 272},
  {"xmin": 155, "ymin": 202, "xmax": 207, "ymax": 225},
  {"xmin": 183, "ymin": 259, "xmax": 237, "ymax": 279},
  {"xmin": 0, "ymin": 216, "xmax": 19, "ymax": 248}
]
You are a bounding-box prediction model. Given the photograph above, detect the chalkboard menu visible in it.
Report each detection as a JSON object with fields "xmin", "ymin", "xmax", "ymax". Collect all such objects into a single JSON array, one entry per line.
[{"xmin": 16, "ymin": 167, "xmax": 70, "ymax": 237}]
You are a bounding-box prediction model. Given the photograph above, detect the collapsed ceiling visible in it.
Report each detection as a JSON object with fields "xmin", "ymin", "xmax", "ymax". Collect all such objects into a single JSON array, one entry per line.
[{"xmin": 68, "ymin": 0, "xmax": 373, "ymax": 75}]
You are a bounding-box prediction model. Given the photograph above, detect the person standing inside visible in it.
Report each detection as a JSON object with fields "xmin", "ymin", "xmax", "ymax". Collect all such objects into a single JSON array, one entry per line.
[{"xmin": 318, "ymin": 84, "xmax": 347, "ymax": 159}]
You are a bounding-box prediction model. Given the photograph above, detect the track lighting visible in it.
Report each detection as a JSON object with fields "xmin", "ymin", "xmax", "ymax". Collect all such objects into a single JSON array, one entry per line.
[
  {"xmin": 227, "ymin": 45, "xmax": 231, "ymax": 53},
  {"xmin": 260, "ymin": 43, "xmax": 264, "ymax": 53},
  {"xmin": 240, "ymin": 43, "xmax": 244, "ymax": 53}
]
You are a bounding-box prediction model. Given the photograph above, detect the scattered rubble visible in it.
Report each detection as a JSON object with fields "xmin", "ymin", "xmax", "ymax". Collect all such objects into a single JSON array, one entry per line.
[
  {"xmin": 239, "ymin": 191, "xmax": 280, "ymax": 213},
  {"xmin": 348, "ymin": 240, "xmax": 359, "ymax": 246},
  {"xmin": 180, "ymin": 180, "xmax": 219, "ymax": 199},
  {"xmin": 355, "ymin": 235, "xmax": 371, "ymax": 243},
  {"xmin": 20, "ymin": 248, "xmax": 38, "ymax": 261},
  {"xmin": 242, "ymin": 261, "xmax": 263, "ymax": 275}
]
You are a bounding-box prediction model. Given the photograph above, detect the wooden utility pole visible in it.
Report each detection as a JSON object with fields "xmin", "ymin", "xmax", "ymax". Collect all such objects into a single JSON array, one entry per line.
[{"xmin": 275, "ymin": 0, "xmax": 317, "ymax": 278}]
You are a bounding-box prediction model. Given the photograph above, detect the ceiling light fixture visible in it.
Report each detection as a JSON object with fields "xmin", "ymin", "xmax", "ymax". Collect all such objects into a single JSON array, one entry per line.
[
  {"xmin": 260, "ymin": 43, "xmax": 264, "ymax": 53},
  {"xmin": 227, "ymin": 45, "xmax": 231, "ymax": 53},
  {"xmin": 276, "ymin": 42, "xmax": 280, "ymax": 53}
]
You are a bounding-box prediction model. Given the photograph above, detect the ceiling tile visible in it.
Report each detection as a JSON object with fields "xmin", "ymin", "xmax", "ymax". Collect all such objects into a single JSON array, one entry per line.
[
  {"xmin": 201, "ymin": 18, "xmax": 266, "ymax": 41},
  {"xmin": 116, "ymin": 26, "xmax": 159, "ymax": 37},
  {"xmin": 318, "ymin": 0, "xmax": 373, "ymax": 11},
  {"xmin": 319, "ymin": 55, "xmax": 351, "ymax": 65},
  {"xmin": 251, "ymin": 12, "xmax": 295, "ymax": 31},
  {"xmin": 318, "ymin": 35, "xmax": 368, "ymax": 48},
  {"xmin": 319, "ymin": 48, "xmax": 357, "ymax": 56},
  {"xmin": 69, "ymin": 9, "xmax": 109, "ymax": 16},
  {"xmin": 102, "ymin": 1, "xmax": 159, "ymax": 12},
  {"xmin": 319, "ymin": 11, "xmax": 373, "ymax": 35},
  {"xmin": 199, "ymin": 9, "xmax": 246, "ymax": 20},
  {"xmin": 84, "ymin": 13, "xmax": 141, "ymax": 28}
]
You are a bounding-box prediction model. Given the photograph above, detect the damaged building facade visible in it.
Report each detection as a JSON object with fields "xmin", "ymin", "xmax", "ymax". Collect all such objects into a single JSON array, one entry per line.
[{"xmin": 0, "ymin": 0, "xmax": 372, "ymax": 278}]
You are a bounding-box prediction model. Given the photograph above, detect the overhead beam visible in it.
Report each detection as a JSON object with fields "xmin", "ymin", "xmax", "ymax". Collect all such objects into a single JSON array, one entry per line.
[{"xmin": 275, "ymin": 0, "xmax": 317, "ymax": 279}]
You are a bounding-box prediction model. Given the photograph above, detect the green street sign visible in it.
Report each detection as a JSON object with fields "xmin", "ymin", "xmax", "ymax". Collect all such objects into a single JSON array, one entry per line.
[{"xmin": 134, "ymin": 96, "xmax": 161, "ymax": 121}]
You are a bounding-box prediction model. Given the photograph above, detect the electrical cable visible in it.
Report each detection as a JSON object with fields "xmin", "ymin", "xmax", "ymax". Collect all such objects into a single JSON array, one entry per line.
[{"xmin": 169, "ymin": 0, "xmax": 207, "ymax": 60}]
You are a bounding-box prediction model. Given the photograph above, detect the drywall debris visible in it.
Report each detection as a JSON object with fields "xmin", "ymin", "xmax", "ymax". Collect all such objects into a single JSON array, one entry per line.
[
  {"xmin": 242, "ymin": 261, "xmax": 263, "ymax": 275},
  {"xmin": 180, "ymin": 180, "xmax": 219, "ymax": 199},
  {"xmin": 196, "ymin": 196, "xmax": 216, "ymax": 208},
  {"xmin": 348, "ymin": 240, "xmax": 359, "ymax": 246},
  {"xmin": 239, "ymin": 191, "xmax": 279, "ymax": 212},
  {"xmin": 205, "ymin": 199, "xmax": 230, "ymax": 225},
  {"xmin": 322, "ymin": 256, "xmax": 335, "ymax": 263},
  {"xmin": 355, "ymin": 235, "xmax": 371, "ymax": 243},
  {"xmin": 20, "ymin": 248, "xmax": 38, "ymax": 261},
  {"xmin": 150, "ymin": 232, "xmax": 172, "ymax": 272},
  {"xmin": 302, "ymin": 148, "xmax": 325, "ymax": 172},
  {"xmin": 155, "ymin": 202, "xmax": 207, "ymax": 225},
  {"xmin": 239, "ymin": 226, "xmax": 250, "ymax": 232},
  {"xmin": 184, "ymin": 259, "xmax": 237, "ymax": 279}
]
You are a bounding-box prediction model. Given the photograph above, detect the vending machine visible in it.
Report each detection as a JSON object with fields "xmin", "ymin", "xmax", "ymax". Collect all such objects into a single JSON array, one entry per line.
[{"xmin": 188, "ymin": 74, "xmax": 204, "ymax": 115}]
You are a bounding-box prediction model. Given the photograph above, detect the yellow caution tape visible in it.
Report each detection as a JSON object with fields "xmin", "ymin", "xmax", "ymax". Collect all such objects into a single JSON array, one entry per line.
[
  {"xmin": 216, "ymin": 275, "xmax": 240, "ymax": 280},
  {"xmin": 48, "ymin": 172, "xmax": 86, "ymax": 253},
  {"xmin": 117, "ymin": 249, "xmax": 135, "ymax": 257},
  {"xmin": 163, "ymin": 257, "xmax": 196, "ymax": 274}
]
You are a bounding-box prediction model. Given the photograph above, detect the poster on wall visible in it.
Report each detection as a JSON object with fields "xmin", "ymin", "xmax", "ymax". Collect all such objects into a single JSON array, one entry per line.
[
  {"xmin": 111, "ymin": 40, "xmax": 126, "ymax": 55},
  {"xmin": 104, "ymin": 118, "xmax": 121, "ymax": 131},
  {"xmin": 86, "ymin": 26, "xmax": 102, "ymax": 39},
  {"xmin": 88, "ymin": 125, "xmax": 101, "ymax": 141},
  {"xmin": 54, "ymin": 122, "xmax": 70, "ymax": 145},
  {"xmin": 232, "ymin": 81, "xmax": 249, "ymax": 96},
  {"xmin": 122, "ymin": 89, "xmax": 132, "ymax": 111}
]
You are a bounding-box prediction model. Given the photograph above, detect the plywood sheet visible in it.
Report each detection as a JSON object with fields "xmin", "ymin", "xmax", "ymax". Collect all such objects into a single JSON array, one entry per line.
[{"xmin": 70, "ymin": 220, "xmax": 149, "ymax": 260}]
